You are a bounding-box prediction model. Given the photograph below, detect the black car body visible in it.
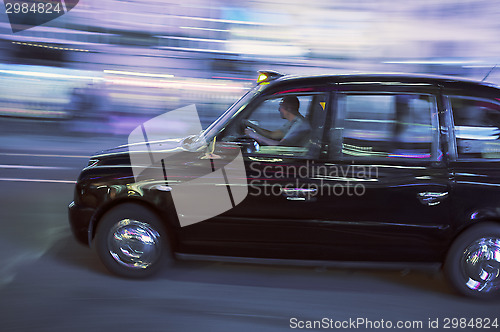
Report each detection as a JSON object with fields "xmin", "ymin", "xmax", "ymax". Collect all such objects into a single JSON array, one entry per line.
[{"xmin": 69, "ymin": 71, "xmax": 500, "ymax": 298}]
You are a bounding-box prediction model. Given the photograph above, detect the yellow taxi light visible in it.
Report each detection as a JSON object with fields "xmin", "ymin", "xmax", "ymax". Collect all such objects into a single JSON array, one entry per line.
[
  {"xmin": 257, "ymin": 73, "xmax": 268, "ymax": 84},
  {"xmin": 256, "ymin": 70, "xmax": 284, "ymax": 84}
]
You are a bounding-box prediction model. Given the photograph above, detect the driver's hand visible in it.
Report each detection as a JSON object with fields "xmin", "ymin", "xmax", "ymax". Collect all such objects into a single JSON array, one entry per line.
[
  {"xmin": 243, "ymin": 119, "xmax": 254, "ymax": 129},
  {"xmin": 244, "ymin": 128, "xmax": 257, "ymax": 139}
]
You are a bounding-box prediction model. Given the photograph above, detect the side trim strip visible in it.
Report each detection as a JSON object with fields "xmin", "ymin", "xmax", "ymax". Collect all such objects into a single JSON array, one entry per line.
[{"xmin": 175, "ymin": 253, "xmax": 441, "ymax": 271}]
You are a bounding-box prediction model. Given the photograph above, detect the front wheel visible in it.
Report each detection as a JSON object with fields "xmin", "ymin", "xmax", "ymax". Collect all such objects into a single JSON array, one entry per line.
[
  {"xmin": 94, "ymin": 203, "xmax": 171, "ymax": 278},
  {"xmin": 444, "ymin": 223, "xmax": 500, "ymax": 299}
]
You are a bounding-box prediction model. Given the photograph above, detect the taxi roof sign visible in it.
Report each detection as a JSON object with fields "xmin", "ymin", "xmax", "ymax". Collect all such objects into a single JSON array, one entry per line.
[{"xmin": 256, "ymin": 70, "xmax": 284, "ymax": 84}]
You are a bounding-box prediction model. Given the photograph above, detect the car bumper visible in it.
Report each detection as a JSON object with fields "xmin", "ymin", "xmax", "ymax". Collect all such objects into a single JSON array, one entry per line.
[{"xmin": 68, "ymin": 201, "xmax": 95, "ymax": 246}]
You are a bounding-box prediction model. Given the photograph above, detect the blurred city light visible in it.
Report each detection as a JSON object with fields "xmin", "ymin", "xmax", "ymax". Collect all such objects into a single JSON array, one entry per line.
[
  {"xmin": 1, "ymin": 0, "xmax": 500, "ymax": 137},
  {"xmin": 1, "ymin": 3, "xmax": 500, "ymax": 329}
]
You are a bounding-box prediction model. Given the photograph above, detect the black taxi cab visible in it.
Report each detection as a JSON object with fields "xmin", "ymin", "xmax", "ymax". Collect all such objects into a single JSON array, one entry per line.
[{"xmin": 69, "ymin": 71, "xmax": 500, "ymax": 298}]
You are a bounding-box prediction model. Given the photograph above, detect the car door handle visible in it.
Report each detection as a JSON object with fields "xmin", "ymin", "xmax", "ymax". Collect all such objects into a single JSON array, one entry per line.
[
  {"xmin": 286, "ymin": 197, "xmax": 307, "ymax": 201},
  {"xmin": 282, "ymin": 188, "xmax": 317, "ymax": 202},
  {"xmin": 417, "ymin": 191, "xmax": 448, "ymax": 206},
  {"xmin": 282, "ymin": 188, "xmax": 317, "ymax": 195}
]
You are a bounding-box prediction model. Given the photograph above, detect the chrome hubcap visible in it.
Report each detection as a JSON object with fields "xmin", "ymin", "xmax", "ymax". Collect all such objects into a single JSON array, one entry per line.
[
  {"xmin": 462, "ymin": 237, "xmax": 500, "ymax": 293},
  {"xmin": 108, "ymin": 219, "xmax": 161, "ymax": 269}
]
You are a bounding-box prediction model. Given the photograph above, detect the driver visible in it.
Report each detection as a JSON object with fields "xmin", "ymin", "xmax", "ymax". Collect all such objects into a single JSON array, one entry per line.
[{"xmin": 244, "ymin": 96, "xmax": 311, "ymax": 147}]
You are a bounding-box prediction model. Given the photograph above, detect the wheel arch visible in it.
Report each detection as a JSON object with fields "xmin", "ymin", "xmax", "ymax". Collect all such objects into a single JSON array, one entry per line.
[
  {"xmin": 443, "ymin": 220, "xmax": 500, "ymax": 297},
  {"xmin": 88, "ymin": 197, "xmax": 179, "ymax": 251},
  {"xmin": 445, "ymin": 220, "xmax": 500, "ymax": 259}
]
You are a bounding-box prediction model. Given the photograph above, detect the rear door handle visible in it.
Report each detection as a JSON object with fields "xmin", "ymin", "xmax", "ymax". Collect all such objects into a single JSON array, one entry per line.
[
  {"xmin": 286, "ymin": 197, "xmax": 307, "ymax": 201},
  {"xmin": 417, "ymin": 191, "xmax": 448, "ymax": 206}
]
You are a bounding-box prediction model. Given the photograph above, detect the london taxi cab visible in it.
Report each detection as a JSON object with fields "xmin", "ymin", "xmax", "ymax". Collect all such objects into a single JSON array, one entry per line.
[{"xmin": 69, "ymin": 71, "xmax": 500, "ymax": 299}]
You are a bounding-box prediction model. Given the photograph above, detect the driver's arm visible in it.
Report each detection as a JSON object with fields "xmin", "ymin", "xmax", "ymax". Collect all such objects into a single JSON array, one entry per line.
[
  {"xmin": 244, "ymin": 120, "xmax": 284, "ymax": 140},
  {"xmin": 244, "ymin": 128, "xmax": 280, "ymax": 146}
]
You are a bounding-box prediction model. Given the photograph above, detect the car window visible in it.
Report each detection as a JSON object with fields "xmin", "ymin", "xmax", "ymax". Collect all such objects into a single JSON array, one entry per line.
[
  {"xmin": 335, "ymin": 93, "xmax": 438, "ymax": 160},
  {"xmin": 241, "ymin": 94, "xmax": 327, "ymax": 157},
  {"xmin": 201, "ymin": 84, "xmax": 262, "ymax": 143},
  {"xmin": 450, "ymin": 96, "xmax": 500, "ymax": 159}
]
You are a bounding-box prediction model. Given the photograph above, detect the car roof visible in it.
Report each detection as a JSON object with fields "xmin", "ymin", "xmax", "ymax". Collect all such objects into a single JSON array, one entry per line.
[{"xmin": 269, "ymin": 72, "xmax": 500, "ymax": 90}]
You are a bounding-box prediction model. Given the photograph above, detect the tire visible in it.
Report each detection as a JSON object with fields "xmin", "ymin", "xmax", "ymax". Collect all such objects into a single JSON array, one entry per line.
[
  {"xmin": 94, "ymin": 203, "xmax": 171, "ymax": 278},
  {"xmin": 444, "ymin": 222, "xmax": 500, "ymax": 299}
]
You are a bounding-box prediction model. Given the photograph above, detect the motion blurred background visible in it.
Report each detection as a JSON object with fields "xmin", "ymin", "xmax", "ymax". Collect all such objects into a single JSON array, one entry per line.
[
  {"xmin": 1, "ymin": 0, "xmax": 500, "ymax": 139},
  {"xmin": 2, "ymin": 2, "xmax": 500, "ymax": 330}
]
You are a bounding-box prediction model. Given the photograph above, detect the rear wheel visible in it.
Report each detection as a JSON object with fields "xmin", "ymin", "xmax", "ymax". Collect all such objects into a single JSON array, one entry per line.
[
  {"xmin": 444, "ymin": 223, "xmax": 500, "ymax": 299},
  {"xmin": 94, "ymin": 203, "xmax": 171, "ymax": 278}
]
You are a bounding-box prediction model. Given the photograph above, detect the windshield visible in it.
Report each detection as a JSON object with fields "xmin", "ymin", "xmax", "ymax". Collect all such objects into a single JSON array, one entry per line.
[{"xmin": 198, "ymin": 84, "xmax": 262, "ymax": 143}]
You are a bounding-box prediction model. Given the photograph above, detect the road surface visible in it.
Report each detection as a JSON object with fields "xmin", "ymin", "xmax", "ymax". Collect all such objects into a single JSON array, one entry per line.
[{"xmin": 0, "ymin": 132, "xmax": 499, "ymax": 332}]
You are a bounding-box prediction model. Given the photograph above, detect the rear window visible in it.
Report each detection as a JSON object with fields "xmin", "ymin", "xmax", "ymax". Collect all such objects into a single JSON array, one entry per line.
[
  {"xmin": 450, "ymin": 96, "xmax": 500, "ymax": 159},
  {"xmin": 337, "ymin": 93, "xmax": 438, "ymax": 160}
]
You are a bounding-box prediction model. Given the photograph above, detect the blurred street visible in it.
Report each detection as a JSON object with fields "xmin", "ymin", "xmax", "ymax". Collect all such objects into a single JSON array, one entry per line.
[
  {"xmin": 0, "ymin": 131, "xmax": 499, "ymax": 331},
  {"xmin": 1, "ymin": 0, "xmax": 500, "ymax": 330}
]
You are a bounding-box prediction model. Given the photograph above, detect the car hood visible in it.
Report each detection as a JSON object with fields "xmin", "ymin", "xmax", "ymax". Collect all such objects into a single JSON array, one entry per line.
[
  {"xmin": 96, "ymin": 137, "xmax": 184, "ymax": 156},
  {"xmin": 90, "ymin": 135, "xmax": 207, "ymax": 165}
]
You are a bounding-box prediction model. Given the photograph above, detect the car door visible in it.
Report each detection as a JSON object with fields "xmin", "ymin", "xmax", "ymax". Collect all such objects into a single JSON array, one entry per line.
[
  {"xmin": 306, "ymin": 81, "xmax": 453, "ymax": 262},
  {"xmin": 176, "ymin": 89, "xmax": 332, "ymax": 259},
  {"xmin": 444, "ymin": 90, "xmax": 500, "ymax": 235}
]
